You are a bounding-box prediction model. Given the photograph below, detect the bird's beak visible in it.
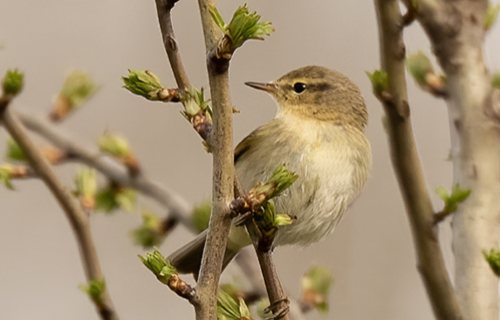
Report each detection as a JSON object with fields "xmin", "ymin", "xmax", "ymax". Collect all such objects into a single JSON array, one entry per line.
[{"xmin": 245, "ymin": 81, "xmax": 278, "ymax": 94}]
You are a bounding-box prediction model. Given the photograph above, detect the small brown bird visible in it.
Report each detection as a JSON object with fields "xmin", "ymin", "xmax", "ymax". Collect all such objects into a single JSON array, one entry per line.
[{"xmin": 169, "ymin": 66, "xmax": 371, "ymax": 275}]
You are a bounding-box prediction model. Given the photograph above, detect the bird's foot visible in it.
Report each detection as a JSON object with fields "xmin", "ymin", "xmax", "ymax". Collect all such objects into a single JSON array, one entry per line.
[{"xmin": 263, "ymin": 298, "xmax": 290, "ymax": 320}]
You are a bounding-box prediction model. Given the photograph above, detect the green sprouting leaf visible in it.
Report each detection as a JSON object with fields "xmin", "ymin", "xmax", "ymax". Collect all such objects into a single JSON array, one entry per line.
[
  {"xmin": 192, "ymin": 200, "xmax": 211, "ymax": 233},
  {"xmin": 98, "ymin": 133, "xmax": 131, "ymax": 159},
  {"xmin": 6, "ymin": 139, "xmax": 27, "ymax": 162},
  {"xmin": 181, "ymin": 87, "xmax": 211, "ymax": 118},
  {"xmin": 302, "ymin": 266, "xmax": 334, "ymax": 314},
  {"xmin": 122, "ymin": 69, "xmax": 166, "ymax": 101},
  {"xmin": 60, "ymin": 70, "xmax": 98, "ymax": 109},
  {"xmin": 366, "ymin": 70, "xmax": 388, "ymax": 97},
  {"xmin": 131, "ymin": 210, "xmax": 163, "ymax": 247},
  {"xmin": 484, "ymin": 248, "xmax": 500, "ymax": 277},
  {"xmin": 406, "ymin": 51, "xmax": 434, "ymax": 86},
  {"xmin": 210, "ymin": 4, "xmax": 274, "ymax": 51},
  {"xmin": 259, "ymin": 200, "xmax": 294, "ymax": 230},
  {"xmin": 254, "ymin": 164, "xmax": 298, "ymax": 200},
  {"xmin": 139, "ymin": 248, "xmax": 176, "ymax": 285},
  {"xmin": 94, "ymin": 187, "xmax": 136, "ymax": 213},
  {"xmin": 209, "ymin": 6, "xmax": 226, "ymax": 31},
  {"xmin": 484, "ymin": 3, "xmax": 500, "ymax": 31},
  {"xmin": 217, "ymin": 289, "xmax": 251, "ymax": 320},
  {"xmin": 492, "ymin": 73, "xmax": 500, "ymax": 89},
  {"xmin": 2, "ymin": 69, "xmax": 24, "ymax": 96},
  {"xmin": 73, "ymin": 168, "xmax": 97, "ymax": 209},
  {"xmin": 115, "ymin": 188, "xmax": 137, "ymax": 212},
  {"xmin": 0, "ymin": 165, "xmax": 14, "ymax": 190},
  {"xmin": 435, "ymin": 183, "xmax": 471, "ymax": 214},
  {"xmin": 79, "ymin": 279, "xmax": 106, "ymax": 305}
]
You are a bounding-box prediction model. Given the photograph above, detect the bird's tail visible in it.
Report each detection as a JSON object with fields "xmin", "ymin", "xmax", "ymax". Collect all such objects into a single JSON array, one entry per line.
[{"xmin": 168, "ymin": 229, "xmax": 241, "ymax": 280}]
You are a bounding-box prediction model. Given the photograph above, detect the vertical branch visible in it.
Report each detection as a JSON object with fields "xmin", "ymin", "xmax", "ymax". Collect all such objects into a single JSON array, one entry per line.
[
  {"xmin": 0, "ymin": 101, "xmax": 118, "ymax": 320},
  {"xmin": 155, "ymin": 0, "xmax": 191, "ymax": 90},
  {"xmin": 195, "ymin": 1, "xmax": 235, "ymax": 319},
  {"xmin": 407, "ymin": 1, "xmax": 500, "ymax": 318},
  {"xmin": 374, "ymin": 1, "xmax": 462, "ymax": 319}
]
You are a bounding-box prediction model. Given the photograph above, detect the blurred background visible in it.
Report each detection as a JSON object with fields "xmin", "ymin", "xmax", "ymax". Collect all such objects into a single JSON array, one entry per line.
[{"xmin": 1, "ymin": 0, "xmax": 500, "ymax": 319}]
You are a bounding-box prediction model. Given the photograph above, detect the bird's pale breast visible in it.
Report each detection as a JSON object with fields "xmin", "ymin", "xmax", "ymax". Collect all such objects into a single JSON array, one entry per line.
[{"xmin": 233, "ymin": 114, "xmax": 371, "ymax": 247}]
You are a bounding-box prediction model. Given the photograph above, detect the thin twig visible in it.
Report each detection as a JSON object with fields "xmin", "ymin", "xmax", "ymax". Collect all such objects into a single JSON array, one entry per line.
[
  {"xmin": 155, "ymin": 0, "xmax": 191, "ymax": 90},
  {"xmin": 0, "ymin": 99, "xmax": 119, "ymax": 320},
  {"xmin": 246, "ymin": 220, "xmax": 289, "ymax": 320},
  {"xmin": 374, "ymin": 1, "xmax": 462, "ymax": 320},
  {"xmin": 16, "ymin": 111, "xmax": 195, "ymax": 231}
]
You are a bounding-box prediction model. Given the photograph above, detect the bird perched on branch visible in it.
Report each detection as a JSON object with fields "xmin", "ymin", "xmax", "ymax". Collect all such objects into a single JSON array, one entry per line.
[{"xmin": 169, "ymin": 65, "xmax": 371, "ymax": 276}]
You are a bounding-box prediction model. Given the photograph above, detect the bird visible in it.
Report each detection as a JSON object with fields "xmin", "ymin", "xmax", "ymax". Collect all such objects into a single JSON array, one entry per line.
[{"xmin": 168, "ymin": 65, "xmax": 371, "ymax": 276}]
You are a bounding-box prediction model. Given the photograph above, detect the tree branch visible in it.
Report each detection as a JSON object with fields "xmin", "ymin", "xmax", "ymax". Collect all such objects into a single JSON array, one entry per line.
[
  {"xmin": 16, "ymin": 111, "xmax": 195, "ymax": 231},
  {"xmin": 405, "ymin": 1, "xmax": 500, "ymax": 318},
  {"xmin": 0, "ymin": 100, "xmax": 118, "ymax": 320},
  {"xmin": 194, "ymin": 1, "xmax": 235, "ymax": 319},
  {"xmin": 155, "ymin": 0, "xmax": 191, "ymax": 90},
  {"xmin": 374, "ymin": 1, "xmax": 463, "ymax": 319}
]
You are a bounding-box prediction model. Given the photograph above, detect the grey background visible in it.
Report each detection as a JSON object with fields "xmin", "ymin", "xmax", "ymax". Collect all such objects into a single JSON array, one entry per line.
[{"xmin": 1, "ymin": 1, "xmax": 499, "ymax": 319}]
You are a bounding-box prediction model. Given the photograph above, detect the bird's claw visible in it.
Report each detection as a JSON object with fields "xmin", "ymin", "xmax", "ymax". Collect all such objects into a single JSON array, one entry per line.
[{"xmin": 263, "ymin": 298, "xmax": 290, "ymax": 320}]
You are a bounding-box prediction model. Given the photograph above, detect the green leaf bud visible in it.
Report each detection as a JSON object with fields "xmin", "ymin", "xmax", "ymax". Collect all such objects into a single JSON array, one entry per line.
[
  {"xmin": 483, "ymin": 248, "xmax": 500, "ymax": 277},
  {"xmin": 217, "ymin": 289, "xmax": 252, "ymax": 320},
  {"xmin": 406, "ymin": 51, "xmax": 434, "ymax": 86},
  {"xmin": 139, "ymin": 248, "xmax": 176, "ymax": 285},
  {"xmin": 60, "ymin": 70, "xmax": 98, "ymax": 109},
  {"xmin": 302, "ymin": 266, "xmax": 334, "ymax": 314},
  {"xmin": 2, "ymin": 69, "xmax": 24, "ymax": 96},
  {"xmin": 0, "ymin": 165, "xmax": 15, "ymax": 190},
  {"xmin": 94, "ymin": 186, "xmax": 136, "ymax": 213},
  {"xmin": 122, "ymin": 70, "xmax": 166, "ymax": 101},
  {"xmin": 192, "ymin": 200, "xmax": 211, "ymax": 233},
  {"xmin": 6, "ymin": 139, "xmax": 27, "ymax": 162},
  {"xmin": 79, "ymin": 279, "xmax": 106, "ymax": 305},
  {"xmin": 436, "ymin": 183, "xmax": 471, "ymax": 215},
  {"xmin": 73, "ymin": 168, "xmax": 97, "ymax": 210},
  {"xmin": 181, "ymin": 87, "xmax": 211, "ymax": 118},
  {"xmin": 131, "ymin": 210, "xmax": 163, "ymax": 247},
  {"xmin": 98, "ymin": 133, "xmax": 131, "ymax": 159},
  {"xmin": 209, "ymin": 4, "xmax": 274, "ymax": 51},
  {"xmin": 484, "ymin": 3, "xmax": 500, "ymax": 31},
  {"xmin": 366, "ymin": 70, "xmax": 388, "ymax": 97}
]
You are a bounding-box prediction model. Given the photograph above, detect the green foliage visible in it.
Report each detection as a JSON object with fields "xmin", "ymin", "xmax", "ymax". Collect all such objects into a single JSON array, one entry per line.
[
  {"xmin": 483, "ymin": 248, "xmax": 500, "ymax": 277},
  {"xmin": 302, "ymin": 266, "xmax": 334, "ymax": 314},
  {"xmin": 484, "ymin": 3, "xmax": 500, "ymax": 31},
  {"xmin": 2, "ymin": 69, "xmax": 24, "ymax": 96},
  {"xmin": 258, "ymin": 200, "xmax": 294, "ymax": 230},
  {"xmin": 131, "ymin": 211, "xmax": 163, "ymax": 247},
  {"xmin": 73, "ymin": 168, "xmax": 96, "ymax": 208},
  {"xmin": 181, "ymin": 87, "xmax": 211, "ymax": 118},
  {"xmin": 192, "ymin": 200, "xmax": 211, "ymax": 233},
  {"xmin": 79, "ymin": 279, "xmax": 106, "ymax": 305},
  {"xmin": 254, "ymin": 164, "xmax": 298, "ymax": 199},
  {"xmin": 138, "ymin": 248, "xmax": 176, "ymax": 285},
  {"xmin": 0, "ymin": 165, "xmax": 14, "ymax": 190},
  {"xmin": 366, "ymin": 70, "xmax": 388, "ymax": 97},
  {"xmin": 209, "ymin": 4, "xmax": 274, "ymax": 50},
  {"xmin": 492, "ymin": 73, "xmax": 500, "ymax": 89},
  {"xmin": 406, "ymin": 51, "xmax": 433, "ymax": 86},
  {"xmin": 98, "ymin": 133, "xmax": 131, "ymax": 159},
  {"xmin": 217, "ymin": 289, "xmax": 252, "ymax": 320},
  {"xmin": 122, "ymin": 70, "xmax": 165, "ymax": 101},
  {"xmin": 60, "ymin": 70, "xmax": 98, "ymax": 109},
  {"xmin": 5, "ymin": 139, "xmax": 27, "ymax": 162},
  {"xmin": 94, "ymin": 187, "xmax": 136, "ymax": 213},
  {"xmin": 435, "ymin": 183, "xmax": 471, "ymax": 214}
]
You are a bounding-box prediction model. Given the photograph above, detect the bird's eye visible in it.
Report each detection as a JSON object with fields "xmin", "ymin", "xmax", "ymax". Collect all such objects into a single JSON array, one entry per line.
[{"xmin": 293, "ymin": 82, "xmax": 306, "ymax": 94}]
